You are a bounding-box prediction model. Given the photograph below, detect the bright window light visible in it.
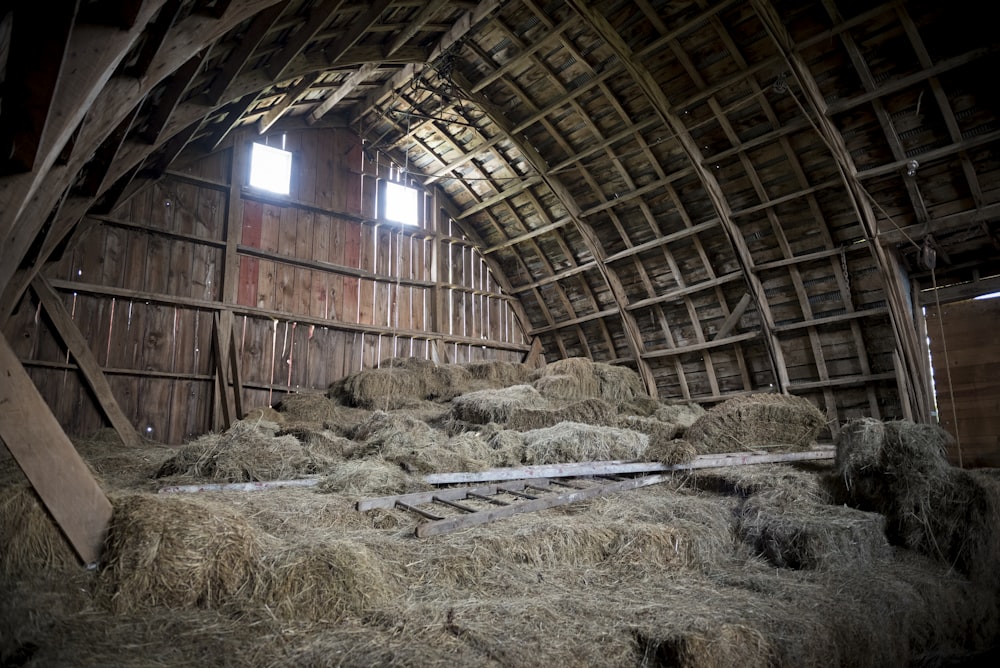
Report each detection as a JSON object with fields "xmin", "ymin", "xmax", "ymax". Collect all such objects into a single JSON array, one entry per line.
[
  {"xmin": 249, "ymin": 142, "xmax": 292, "ymax": 194},
  {"xmin": 384, "ymin": 181, "xmax": 419, "ymax": 226},
  {"xmin": 974, "ymin": 291, "xmax": 1000, "ymax": 300}
]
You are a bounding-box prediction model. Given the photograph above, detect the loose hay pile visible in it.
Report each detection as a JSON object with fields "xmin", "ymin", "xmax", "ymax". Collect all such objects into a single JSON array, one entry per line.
[
  {"xmin": 155, "ymin": 418, "xmax": 331, "ymax": 482},
  {"xmin": 5, "ymin": 363, "xmax": 1000, "ymax": 668},
  {"xmin": 685, "ymin": 394, "xmax": 826, "ymax": 453}
]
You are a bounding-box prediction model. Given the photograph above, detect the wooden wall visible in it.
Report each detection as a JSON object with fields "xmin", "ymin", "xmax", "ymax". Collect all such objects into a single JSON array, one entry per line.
[
  {"xmin": 3, "ymin": 127, "xmax": 529, "ymax": 445},
  {"xmin": 925, "ymin": 296, "xmax": 1000, "ymax": 467}
]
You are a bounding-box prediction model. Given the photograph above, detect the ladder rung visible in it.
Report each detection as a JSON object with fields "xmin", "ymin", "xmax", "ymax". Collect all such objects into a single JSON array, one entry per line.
[
  {"xmin": 467, "ymin": 491, "xmax": 509, "ymax": 506},
  {"xmin": 433, "ymin": 497, "xmax": 477, "ymax": 513},
  {"xmin": 505, "ymin": 489, "xmax": 537, "ymax": 500},
  {"xmin": 549, "ymin": 479, "xmax": 586, "ymax": 489},
  {"xmin": 395, "ymin": 501, "xmax": 443, "ymax": 521}
]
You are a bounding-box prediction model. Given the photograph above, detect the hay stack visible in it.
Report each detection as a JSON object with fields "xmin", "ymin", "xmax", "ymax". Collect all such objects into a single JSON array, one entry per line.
[
  {"xmin": 736, "ymin": 496, "xmax": 890, "ymax": 570},
  {"xmin": 507, "ymin": 398, "xmax": 618, "ymax": 431},
  {"xmin": 638, "ymin": 624, "xmax": 775, "ymax": 668},
  {"xmin": 275, "ymin": 393, "xmax": 340, "ymax": 422},
  {"xmin": 655, "ymin": 402, "xmax": 707, "ymax": 430},
  {"xmin": 97, "ymin": 494, "xmax": 270, "ymax": 612},
  {"xmin": 449, "ymin": 384, "xmax": 547, "ymax": 424},
  {"xmin": 835, "ymin": 418, "xmax": 1000, "ymax": 585},
  {"xmin": 462, "ymin": 359, "xmax": 533, "ymax": 387},
  {"xmin": 348, "ymin": 411, "xmax": 492, "ymax": 473},
  {"xmin": 318, "ymin": 460, "xmax": 428, "ymax": 496},
  {"xmin": 0, "ymin": 484, "xmax": 78, "ymax": 577},
  {"xmin": 155, "ymin": 419, "xmax": 319, "ymax": 482},
  {"xmin": 592, "ymin": 362, "xmax": 647, "ymax": 404},
  {"xmin": 253, "ymin": 540, "xmax": 399, "ymax": 620},
  {"xmin": 685, "ymin": 394, "xmax": 826, "ymax": 452},
  {"xmin": 520, "ymin": 422, "xmax": 648, "ymax": 464}
]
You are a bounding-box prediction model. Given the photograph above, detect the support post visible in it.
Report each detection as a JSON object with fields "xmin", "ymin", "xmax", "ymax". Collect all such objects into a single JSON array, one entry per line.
[{"xmin": 0, "ymin": 333, "xmax": 113, "ymax": 566}]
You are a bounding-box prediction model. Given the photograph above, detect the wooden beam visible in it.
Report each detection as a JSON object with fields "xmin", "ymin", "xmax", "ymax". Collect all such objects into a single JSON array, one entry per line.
[
  {"xmin": 266, "ymin": 0, "xmax": 346, "ymax": 81},
  {"xmin": 257, "ymin": 72, "xmax": 322, "ymax": 134},
  {"xmin": 202, "ymin": 92, "xmax": 259, "ymax": 151},
  {"xmin": 204, "ymin": 1, "xmax": 288, "ymax": 106},
  {"xmin": 143, "ymin": 49, "xmax": 209, "ymax": 143},
  {"xmin": 31, "ymin": 275, "xmax": 144, "ymax": 448},
  {"xmin": 75, "ymin": 105, "xmax": 142, "ymax": 197},
  {"xmin": 319, "ymin": 0, "xmax": 392, "ymax": 67},
  {"xmin": 125, "ymin": 0, "xmax": 183, "ymax": 77},
  {"xmin": 307, "ymin": 63, "xmax": 379, "ymax": 125},
  {"xmin": 0, "ymin": 333, "xmax": 113, "ymax": 566},
  {"xmin": 212, "ymin": 310, "xmax": 236, "ymax": 429},
  {"xmin": 0, "ymin": 2, "xmax": 78, "ymax": 174},
  {"xmin": 713, "ymin": 293, "xmax": 752, "ymax": 341},
  {"xmin": 522, "ymin": 336, "xmax": 544, "ymax": 368},
  {"xmin": 385, "ymin": 0, "xmax": 448, "ymax": 57},
  {"xmin": 349, "ymin": 0, "xmax": 501, "ymax": 126}
]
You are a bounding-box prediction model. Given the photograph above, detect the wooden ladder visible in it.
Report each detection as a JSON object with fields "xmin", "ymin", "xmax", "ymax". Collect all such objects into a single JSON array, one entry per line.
[{"xmin": 356, "ymin": 473, "xmax": 671, "ymax": 538}]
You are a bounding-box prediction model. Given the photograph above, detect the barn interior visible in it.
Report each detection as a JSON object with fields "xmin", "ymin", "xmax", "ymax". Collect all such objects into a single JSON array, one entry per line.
[{"xmin": 1, "ymin": 1, "xmax": 999, "ymax": 666}]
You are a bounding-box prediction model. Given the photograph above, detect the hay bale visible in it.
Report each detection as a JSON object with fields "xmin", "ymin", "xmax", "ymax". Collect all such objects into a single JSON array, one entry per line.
[
  {"xmin": 242, "ymin": 405, "xmax": 285, "ymax": 424},
  {"xmin": 449, "ymin": 384, "xmax": 547, "ymax": 424},
  {"xmin": 462, "ymin": 360, "xmax": 533, "ymax": 387},
  {"xmin": 97, "ymin": 494, "xmax": 269, "ymax": 612},
  {"xmin": 332, "ymin": 358, "xmax": 473, "ymax": 409},
  {"xmin": 736, "ymin": 496, "xmax": 890, "ymax": 570},
  {"xmin": 532, "ymin": 374, "xmax": 596, "ymax": 402},
  {"xmin": 484, "ymin": 428, "xmax": 526, "ymax": 467},
  {"xmin": 318, "ymin": 460, "xmax": 428, "ymax": 496},
  {"xmin": 655, "ymin": 402, "xmax": 707, "ymax": 430},
  {"xmin": 531, "ymin": 357, "xmax": 600, "ymax": 399},
  {"xmin": 685, "ymin": 394, "xmax": 826, "ymax": 452},
  {"xmin": 0, "ymin": 484, "xmax": 77, "ymax": 577},
  {"xmin": 644, "ymin": 438, "xmax": 699, "ymax": 466},
  {"xmin": 507, "ymin": 398, "xmax": 618, "ymax": 431},
  {"xmin": 331, "ymin": 366, "xmax": 428, "ymax": 410},
  {"xmin": 620, "ymin": 394, "xmax": 663, "ymax": 417},
  {"xmin": 691, "ymin": 463, "xmax": 834, "ymax": 505},
  {"xmin": 155, "ymin": 419, "xmax": 315, "ymax": 482},
  {"xmin": 347, "ymin": 411, "xmax": 490, "ymax": 474},
  {"xmin": 834, "ymin": 418, "xmax": 1000, "ymax": 585},
  {"xmin": 619, "ymin": 415, "xmax": 679, "ymax": 445},
  {"xmin": 274, "ymin": 393, "xmax": 340, "ymax": 422},
  {"xmin": 592, "ymin": 362, "xmax": 647, "ymax": 404},
  {"xmin": 252, "ymin": 540, "xmax": 399, "ymax": 620},
  {"xmin": 638, "ymin": 623, "xmax": 775, "ymax": 668},
  {"xmin": 520, "ymin": 422, "xmax": 648, "ymax": 464}
]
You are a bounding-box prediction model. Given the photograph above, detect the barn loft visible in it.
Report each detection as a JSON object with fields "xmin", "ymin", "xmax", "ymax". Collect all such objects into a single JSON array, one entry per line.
[{"xmin": 2, "ymin": 1, "xmax": 1000, "ymax": 666}]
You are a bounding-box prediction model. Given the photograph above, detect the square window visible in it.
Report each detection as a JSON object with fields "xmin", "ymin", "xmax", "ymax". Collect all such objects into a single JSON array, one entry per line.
[
  {"xmin": 383, "ymin": 181, "xmax": 419, "ymax": 226},
  {"xmin": 249, "ymin": 142, "xmax": 292, "ymax": 194}
]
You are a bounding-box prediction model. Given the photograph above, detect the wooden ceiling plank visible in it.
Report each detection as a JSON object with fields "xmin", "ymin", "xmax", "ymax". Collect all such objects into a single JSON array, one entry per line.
[
  {"xmin": 0, "ymin": 2, "xmax": 78, "ymax": 174},
  {"xmin": 266, "ymin": 0, "xmax": 347, "ymax": 81},
  {"xmin": 566, "ymin": 0, "xmax": 789, "ymax": 394},
  {"xmin": 0, "ymin": 333, "xmax": 113, "ymax": 567},
  {"xmin": 452, "ymin": 70, "xmax": 659, "ymax": 393}
]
